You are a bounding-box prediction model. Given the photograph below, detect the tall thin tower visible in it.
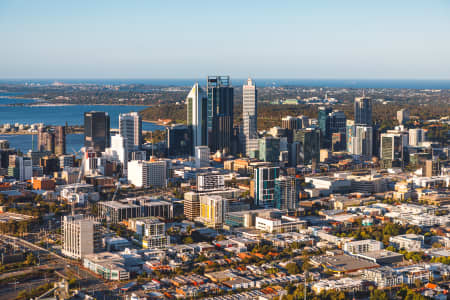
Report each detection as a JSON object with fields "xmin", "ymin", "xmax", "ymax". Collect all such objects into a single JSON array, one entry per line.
[
  {"xmin": 186, "ymin": 83, "xmax": 208, "ymax": 153},
  {"xmin": 242, "ymin": 77, "xmax": 258, "ymax": 155}
]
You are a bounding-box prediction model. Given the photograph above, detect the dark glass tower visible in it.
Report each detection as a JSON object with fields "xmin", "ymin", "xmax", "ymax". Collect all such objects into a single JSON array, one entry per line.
[
  {"xmin": 84, "ymin": 111, "xmax": 110, "ymax": 152},
  {"xmin": 207, "ymin": 76, "xmax": 234, "ymax": 154}
]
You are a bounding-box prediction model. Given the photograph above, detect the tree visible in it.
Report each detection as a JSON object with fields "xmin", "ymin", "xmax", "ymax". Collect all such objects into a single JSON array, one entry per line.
[
  {"xmin": 183, "ymin": 237, "xmax": 193, "ymax": 244},
  {"xmin": 370, "ymin": 289, "xmax": 389, "ymax": 300},
  {"xmin": 286, "ymin": 262, "xmax": 300, "ymax": 275}
]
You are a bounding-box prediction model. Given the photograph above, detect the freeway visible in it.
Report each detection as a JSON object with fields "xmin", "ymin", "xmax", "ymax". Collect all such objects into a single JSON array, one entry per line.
[{"xmin": 0, "ymin": 234, "xmax": 110, "ymax": 298}]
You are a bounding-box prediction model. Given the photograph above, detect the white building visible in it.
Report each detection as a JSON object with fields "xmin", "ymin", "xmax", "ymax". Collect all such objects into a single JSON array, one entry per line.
[
  {"xmin": 119, "ymin": 112, "xmax": 142, "ymax": 151},
  {"xmin": 242, "ymin": 78, "xmax": 258, "ymax": 155},
  {"xmin": 187, "ymin": 83, "xmax": 208, "ymax": 150},
  {"xmin": 195, "ymin": 146, "xmax": 210, "ymax": 168},
  {"xmin": 136, "ymin": 217, "xmax": 170, "ymax": 249},
  {"xmin": 197, "ymin": 173, "xmax": 225, "ymax": 191},
  {"xmin": 343, "ymin": 239, "xmax": 383, "ymax": 254},
  {"xmin": 62, "ymin": 214, "xmax": 101, "ymax": 260},
  {"xmin": 128, "ymin": 160, "xmax": 167, "ymax": 188},
  {"xmin": 347, "ymin": 125, "xmax": 373, "ymax": 158},
  {"xmin": 104, "ymin": 135, "xmax": 128, "ymax": 176},
  {"xmin": 389, "ymin": 234, "xmax": 424, "ymax": 251},
  {"xmin": 409, "ymin": 128, "xmax": 425, "ymax": 146},
  {"xmin": 198, "ymin": 195, "xmax": 228, "ymax": 229},
  {"xmin": 255, "ymin": 216, "xmax": 305, "ymax": 233}
]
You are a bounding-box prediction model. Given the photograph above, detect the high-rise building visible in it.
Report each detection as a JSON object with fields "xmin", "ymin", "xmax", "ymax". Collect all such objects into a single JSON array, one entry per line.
[
  {"xmin": 166, "ymin": 124, "xmax": 192, "ymax": 156},
  {"xmin": 282, "ymin": 116, "xmax": 302, "ymax": 130},
  {"xmin": 347, "ymin": 125, "xmax": 373, "ymax": 158},
  {"xmin": 354, "ymin": 97, "xmax": 372, "ymax": 126},
  {"xmin": 199, "ymin": 195, "xmax": 228, "ymax": 229},
  {"xmin": 62, "ymin": 214, "xmax": 101, "ymax": 260},
  {"xmin": 318, "ymin": 106, "xmax": 333, "ymax": 138},
  {"xmin": 186, "ymin": 83, "xmax": 208, "ymax": 151},
  {"xmin": 274, "ymin": 176, "xmax": 299, "ymax": 210},
  {"xmin": 254, "ymin": 166, "xmax": 280, "ymax": 208},
  {"xmin": 8, "ymin": 155, "xmax": 32, "ymax": 181},
  {"xmin": 119, "ymin": 112, "xmax": 142, "ymax": 151},
  {"xmin": 138, "ymin": 218, "xmax": 170, "ymax": 249},
  {"xmin": 259, "ymin": 136, "xmax": 280, "ymax": 163},
  {"xmin": 84, "ymin": 112, "xmax": 110, "ymax": 152},
  {"xmin": 242, "ymin": 78, "xmax": 258, "ymax": 155},
  {"xmin": 291, "ymin": 128, "xmax": 321, "ymax": 165},
  {"xmin": 409, "ymin": 128, "xmax": 425, "ymax": 146},
  {"xmin": 380, "ymin": 132, "xmax": 408, "ymax": 164},
  {"xmin": 105, "ymin": 135, "xmax": 128, "ymax": 176},
  {"xmin": 37, "ymin": 126, "xmax": 66, "ymax": 155},
  {"xmin": 207, "ymin": 76, "xmax": 234, "ymax": 153},
  {"xmin": 128, "ymin": 160, "xmax": 167, "ymax": 188},
  {"xmin": 397, "ymin": 109, "xmax": 410, "ymax": 125},
  {"xmin": 195, "ymin": 146, "xmax": 210, "ymax": 168}
]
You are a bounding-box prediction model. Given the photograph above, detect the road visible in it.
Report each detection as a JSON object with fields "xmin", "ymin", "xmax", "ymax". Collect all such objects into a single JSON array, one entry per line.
[{"xmin": 0, "ymin": 234, "xmax": 110, "ymax": 299}]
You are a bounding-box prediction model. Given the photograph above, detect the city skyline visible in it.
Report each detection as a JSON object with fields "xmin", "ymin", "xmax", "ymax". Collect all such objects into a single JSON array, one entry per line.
[{"xmin": 1, "ymin": 1, "xmax": 450, "ymax": 79}]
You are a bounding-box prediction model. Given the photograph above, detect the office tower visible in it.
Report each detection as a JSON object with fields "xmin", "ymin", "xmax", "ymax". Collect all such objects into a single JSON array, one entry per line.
[
  {"xmin": 195, "ymin": 146, "xmax": 210, "ymax": 168},
  {"xmin": 282, "ymin": 116, "xmax": 302, "ymax": 130},
  {"xmin": 59, "ymin": 155, "xmax": 74, "ymax": 169},
  {"xmin": 37, "ymin": 127, "xmax": 54, "ymax": 153},
  {"xmin": 259, "ymin": 136, "xmax": 280, "ymax": 162},
  {"xmin": 207, "ymin": 76, "xmax": 234, "ymax": 153},
  {"xmin": 54, "ymin": 126, "xmax": 66, "ymax": 155},
  {"xmin": 128, "ymin": 160, "xmax": 167, "ymax": 188},
  {"xmin": 318, "ymin": 106, "xmax": 333, "ymax": 137},
  {"xmin": 84, "ymin": 111, "xmax": 110, "ymax": 152},
  {"xmin": 380, "ymin": 132, "xmax": 408, "ymax": 166},
  {"xmin": 105, "ymin": 135, "xmax": 128, "ymax": 176},
  {"xmin": 291, "ymin": 128, "xmax": 321, "ymax": 165},
  {"xmin": 199, "ymin": 195, "xmax": 228, "ymax": 229},
  {"xmin": 423, "ymin": 160, "xmax": 439, "ymax": 177},
  {"xmin": 242, "ymin": 78, "xmax": 258, "ymax": 155},
  {"xmin": 62, "ymin": 214, "xmax": 101, "ymax": 260},
  {"xmin": 254, "ymin": 166, "xmax": 280, "ymax": 208},
  {"xmin": 274, "ymin": 176, "xmax": 299, "ymax": 211},
  {"xmin": 354, "ymin": 97, "xmax": 372, "ymax": 125},
  {"xmin": 347, "ymin": 125, "xmax": 373, "ymax": 158},
  {"xmin": 8, "ymin": 155, "xmax": 32, "ymax": 181},
  {"xmin": 119, "ymin": 112, "xmax": 142, "ymax": 151},
  {"xmin": 409, "ymin": 128, "xmax": 425, "ymax": 146},
  {"xmin": 37, "ymin": 126, "xmax": 66, "ymax": 155},
  {"xmin": 184, "ymin": 194, "xmax": 201, "ymax": 221},
  {"xmin": 197, "ymin": 173, "xmax": 225, "ymax": 192},
  {"xmin": 186, "ymin": 83, "xmax": 208, "ymax": 151},
  {"xmin": 298, "ymin": 115, "xmax": 310, "ymax": 128},
  {"xmin": 397, "ymin": 109, "xmax": 410, "ymax": 125},
  {"xmin": 166, "ymin": 124, "xmax": 192, "ymax": 156},
  {"xmin": 332, "ymin": 132, "xmax": 346, "ymax": 152}
]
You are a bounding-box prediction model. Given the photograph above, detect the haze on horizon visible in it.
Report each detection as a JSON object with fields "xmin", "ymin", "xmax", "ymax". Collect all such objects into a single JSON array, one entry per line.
[{"xmin": 1, "ymin": 0, "xmax": 449, "ymax": 80}]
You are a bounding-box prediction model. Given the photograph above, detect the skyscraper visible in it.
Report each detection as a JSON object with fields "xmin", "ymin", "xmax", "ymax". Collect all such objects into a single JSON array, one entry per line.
[
  {"xmin": 318, "ymin": 106, "xmax": 333, "ymax": 138},
  {"xmin": 242, "ymin": 78, "xmax": 258, "ymax": 155},
  {"xmin": 254, "ymin": 166, "xmax": 280, "ymax": 208},
  {"xmin": 84, "ymin": 112, "xmax": 110, "ymax": 152},
  {"xmin": 166, "ymin": 124, "xmax": 192, "ymax": 156},
  {"xmin": 258, "ymin": 136, "xmax": 280, "ymax": 163},
  {"xmin": 37, "ymin": 126, "xmax": 66, "ymax": 155},
  {"xmin": 119, "ymin": 112, "xmax": 142, "ymax": 151},
  {"xmin": 207, "ymin": 76, "xmax": 234, "ymax": 153},
  {"xmin": 347, "ymin": 125, "xmax": 373, "ymax": 158},
  {"xmin": 354, "ymin": 97, "xmax": 372, "ymax": 125},
  {"xmin": 186, "ymin": 83, "xmax": 208, "ymax": 151},
  {"xmin": 274, "ymin": 176, "xmax": 299, "ymax": 211},
  {"xmin": 291, "ymin": 128, "xmax": 321, "ymax": 165}
]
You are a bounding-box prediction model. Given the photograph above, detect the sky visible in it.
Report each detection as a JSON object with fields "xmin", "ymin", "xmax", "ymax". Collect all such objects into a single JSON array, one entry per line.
[{"xmin": 1, "ymin": 0, "xmax": 450, "ymax": 79}]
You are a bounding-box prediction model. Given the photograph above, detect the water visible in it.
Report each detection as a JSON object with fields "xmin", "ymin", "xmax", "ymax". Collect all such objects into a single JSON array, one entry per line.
[
  {"xmin": 1, "ymin": 133, "xmax": 85, "ymax": 154},
  {"xmin": 0, "ymin": 95, "xmax": 165, "ymax": 153},
  {"xmin": 0, "ymin": 101, "xmax": 164, "ymax": 131},
  {"xmin": 1, "ymin": 78, "xmax": 450, "ymax": 89}
]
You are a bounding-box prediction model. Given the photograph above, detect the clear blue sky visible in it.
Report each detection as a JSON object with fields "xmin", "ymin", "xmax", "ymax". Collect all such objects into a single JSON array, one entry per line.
[{"xmin": 1, "ymin": 0, "xmax": 449, "ymax": 79}]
